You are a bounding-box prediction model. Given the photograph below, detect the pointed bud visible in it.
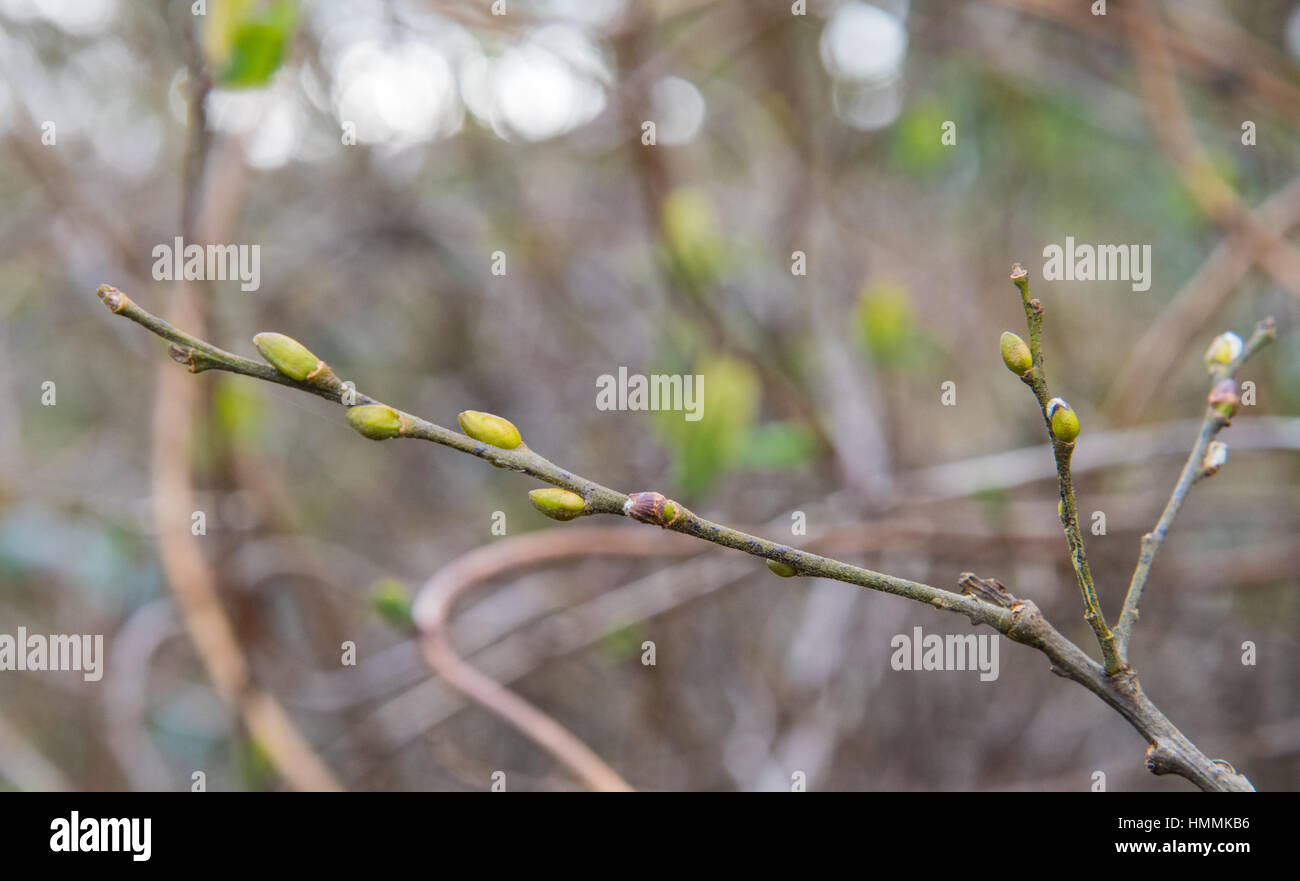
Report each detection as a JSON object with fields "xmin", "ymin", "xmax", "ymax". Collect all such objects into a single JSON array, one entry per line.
[
  {"xmin": 1202, "ymin": 440, "xmax": 1228, "ymax": 476},
  {"xmin": 253, "ymin": 332, "xmax": 323, "ymax": 382},
  {"xmin": 1047, "ymin": 397, "xmax": 1080, "ymax": 443},
  {"xmin": 370, "ymin": 578, "xmax": 414, "ymax": 630},
  {"xmin": 623, "ymin": 492, "xmax": 682, "ymax": 527},
  {"xmin": 457, "ymin": 410, "xmax": 523, "ymax": 449},
  {"xmin": 1208, "ymin": 378, "xmax": 1239, "ymax": 419},
  {"xmin": 767, "ymin": 559, "xmax": 796, "ymax": 578},
  {"xmin": 347, "ymin": 405, "xmax": 404, "ymax": 440},
  {"xmin": 528, "ymin": 488, "xmax": 587, "ymax": 521},
  {"xmin": 1204, "ymin": 331, "xmax": 1243, "ymax": 373},
  {"xmin": 1000, "ymin": 331, "xmax": 1033, "ymax": 375}
]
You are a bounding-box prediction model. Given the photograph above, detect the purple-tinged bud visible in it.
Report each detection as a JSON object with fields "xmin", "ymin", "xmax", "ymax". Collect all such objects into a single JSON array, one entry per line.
[
  {"xmin": 1208, "ymin": 378, "xmax": 1239, "ymax": 420},
  {"xmin": 623, "ymin": 492, "xmax": 682, "ymax": 527}
]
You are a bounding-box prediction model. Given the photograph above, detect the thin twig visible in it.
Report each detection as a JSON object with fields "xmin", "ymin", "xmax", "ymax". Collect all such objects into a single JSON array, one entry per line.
[
  {"xmin": 1115, "ymin": 318, "xmax": 1277, "ymax": 658},
  {"xmin": 1010, "ymin": 266, "xmax": 1122, "ymax": 674},
  {"xmin": 97, "ymin": 284, "xmax": 1003, "ymax": 623}
]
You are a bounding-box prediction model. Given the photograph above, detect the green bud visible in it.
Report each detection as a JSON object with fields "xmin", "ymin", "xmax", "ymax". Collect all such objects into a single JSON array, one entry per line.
[
  {"xmin": 999, "ymin": 331, "xmax": 1033, "ymax": 375},
  {"xmin": 1047, "ymin": 397, "xmax": 1080, "ymax": 443},
  {"xmin": 767, "ymin": 559, "xmax": 796, "ymax": 578},
  {"xmin": 1203, "ymin": 331, "xmax": 1243, "ymax": 374},
  {"xmin": 458, "ymin": 410, "xmax": 523, "ymax": 449},
  {"xmin": 253, "ymin": 332, "xmax": 322, "ymax": 382},
  {"xmin": 370, "ymin": 578, "xmax": 414, "ymax": 630},
  {"xmin": 528, "ymin": 488, "xmax": 587, "ymax": 521},
  {"xmin": 347, "ymin": 405, "xmax": 404, "ymax": 440}
]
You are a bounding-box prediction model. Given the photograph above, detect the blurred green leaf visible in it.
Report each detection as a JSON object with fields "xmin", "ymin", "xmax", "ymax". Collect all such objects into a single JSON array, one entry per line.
[
  {"xmin": 203, "ymin": 0, "xmax": 253, "ymax": 70},
  {"xmin": 854, "ymin": 281, "xmax": 917, "ymax": 367},
  {"xmin": 237, "ymin": 737, "xmax": 276, "ymax": 790},
  {"xmin": 369, "ymin": 578, "xmax": 414, "ymax": 631},
  {"xmin": 212, "ymin": 373, "xmax": 266, "ymax": 447},
  {"xmin": 1205, "ymin": 146, "xmax": 1240, "ymax": 193},
  {"xmin": 599, "ymin": 620, "xmax": 648, "ymax": 663},
  {"xmin": 219, "ymin": 1, "xmax": 298, "ymax": 89},
  {"xmin": 891, "ymin": 98, "xmax": 953, "ymax": 174},
  {"xmin": 654, "ymin": 356, "xmax": 759, "ymax": 495},
  {"xmin": 660, "ymin": 187, "xmax": 725, "ymax": 290}
]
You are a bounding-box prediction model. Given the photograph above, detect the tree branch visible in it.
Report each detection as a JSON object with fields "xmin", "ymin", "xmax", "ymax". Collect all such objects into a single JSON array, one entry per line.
[
  {"xmin": 1009, "ymin": 266, "xmax": 1122, "ymax": 674},
  {"xmin": 97, "ymin": 283, "xmax": 1256, "ymax": 791},
  {"xmin": 1115, "ymin": 318, "xmax": 1277, "ymax": 658}
]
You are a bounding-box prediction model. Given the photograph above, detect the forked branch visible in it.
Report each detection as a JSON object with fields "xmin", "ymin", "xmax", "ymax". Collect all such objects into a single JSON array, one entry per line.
[{"xmin": 1008, "ymin": 265, "xmax": 1121, "ymax": 674}]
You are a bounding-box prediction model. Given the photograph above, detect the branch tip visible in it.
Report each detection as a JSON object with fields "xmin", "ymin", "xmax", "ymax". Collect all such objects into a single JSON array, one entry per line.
[{"xmin": 97, "ymin": 284, "xmax": 128, "ymax": 313}]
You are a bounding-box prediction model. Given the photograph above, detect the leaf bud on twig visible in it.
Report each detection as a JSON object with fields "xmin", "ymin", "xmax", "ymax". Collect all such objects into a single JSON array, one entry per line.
[
  {"xmin": 528, "ymin": 488, "xmax": 588, "ymax": 521},
  {"xmin": 1204, "ymin": 331, "xmax": 1243, "ymax": 374},
  {"xmin": 457, "ymin": 410, "xmax": 523, "ymax": 449},
  {"xmin": 766, "ymin": 559, "xmax": 796, "ymax": 578},
  {"xmin": 1000, "ymin": 331, "xmax": 1033, "ymax": 376},
  {"xmin": 1208, "ymin": 378, "xmax": 1239, "ymax": 420},
  {"xmin": 1202, "ymin": 440, "xmax": 1228, "ymax": 477},
  {"xmin": 1047, "ymin": 397, "xmax": 1081, "ymax": 443},
  {"xmin": 253, "ymin": 332, "xmax": 326, "ymax": 382},
  {"xmin": 623, "ymin": 492, "xmax": 682, "ymax": 527},
  {"xmin": 347, "ymin": 404, "xmax": 405, "ymax": 440}
]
